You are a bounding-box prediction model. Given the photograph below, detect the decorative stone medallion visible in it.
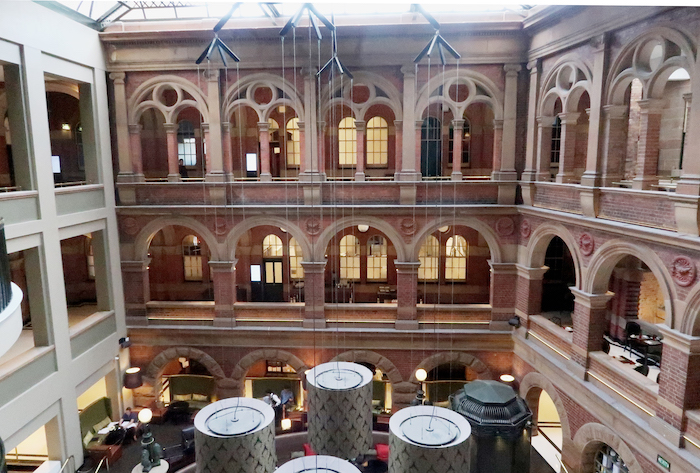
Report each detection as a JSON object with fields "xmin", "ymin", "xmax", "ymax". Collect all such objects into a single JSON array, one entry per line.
[
  {"xmin": 306, "ymin": 217, "xmax": 321, "ymax": 235},
  {"xmin": 520, "ymin": 220, "xmax": 531, "ymax": 239},
  {"xmin": 495, "ymin": 217, "xmax": 514, "ymax": 237},
  {"xmin": 400, "ymin": 218, "xmax": 416, "ymax": 236},
  {"xmin": 671, "ymin": 256, "xmax": 696, "ymax": 287},
  {"xmin": 213, "ymin": 217, "xmax": 227, "ymax": 235},
  {"xmin": 122, "ymin": 217, "xmax": 139, "ymax": 236},
  {"xmin": 579, "ymin": 233, "xmax": 594, "ymax": 256}
]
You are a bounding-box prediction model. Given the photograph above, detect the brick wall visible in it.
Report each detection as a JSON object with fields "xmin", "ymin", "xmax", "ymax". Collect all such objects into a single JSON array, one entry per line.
[
  {"xmin": 598, "ymin": 190, "xmax": 677, "ymax": 230},
  {"xmin": 533, "ymin": 184, "xmax": 582, "ymax": 214}
]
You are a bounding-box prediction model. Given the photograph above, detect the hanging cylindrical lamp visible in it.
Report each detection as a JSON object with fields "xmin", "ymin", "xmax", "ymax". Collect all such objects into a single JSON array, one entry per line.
[
  {"xmin": 306, "ymin": 361, "xmax": 373, "ymax": 459},
  {"xmin": 276, "ymin": 455, "xmax": 362, "ymax": 473},
  {"xmin": 123, "ymin": 367, "xmax": 143, "ymax": 389},
  {"xmin": 389, "ymin": 405, "xmax": 472, "ymax": 473},
  {"xmin": 194, "ymin": 398, "xmax": 276, "ymax": 473}
]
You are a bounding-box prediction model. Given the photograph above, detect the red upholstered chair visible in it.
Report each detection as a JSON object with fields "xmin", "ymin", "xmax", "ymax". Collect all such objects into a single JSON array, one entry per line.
[
  {"xmin": 375, "ymin": 443, "xmax": 389, "ymax": 462},
  {"xmin": 303, "ymin": 443, "xmax": 316, "ymax": 456}
]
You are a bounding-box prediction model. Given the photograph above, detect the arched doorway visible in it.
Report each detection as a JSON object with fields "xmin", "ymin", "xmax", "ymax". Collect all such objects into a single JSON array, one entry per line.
[
  {"xmin": 531, "ymin": 390, "xmax": 563, "ymax": 472},
  {"xmin": 541, "ymin": 236, "xmax": 576, "ymax": 328},
  {"xmin": 423, "ymin": 361, "xmax": 479, "ymax": 406}
]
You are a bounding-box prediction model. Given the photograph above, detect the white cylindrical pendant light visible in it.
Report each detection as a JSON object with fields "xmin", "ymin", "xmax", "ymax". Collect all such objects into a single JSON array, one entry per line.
[
  {"xmin": 306, "ymin": 361, "xmax": 374, "ymax": 459},
  {"xmin": 194, "ymin": 397, "xmax": 276, "ymax": 473},
  {"xmin": 276, "ymin": 455, "xmax": 362, "ymax": 473}
]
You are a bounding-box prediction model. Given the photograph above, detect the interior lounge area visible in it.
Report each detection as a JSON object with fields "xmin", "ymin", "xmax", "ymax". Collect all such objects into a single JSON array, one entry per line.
[{"xmin": 3, "ymin": 3, "xmax": 700, "ymax": 473}]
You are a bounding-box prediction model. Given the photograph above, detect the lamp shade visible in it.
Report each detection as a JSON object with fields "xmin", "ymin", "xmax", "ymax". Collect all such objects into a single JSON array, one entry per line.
[{"xmin": 124, "ymin": 367, "xmax": 143, "ymax": 389}]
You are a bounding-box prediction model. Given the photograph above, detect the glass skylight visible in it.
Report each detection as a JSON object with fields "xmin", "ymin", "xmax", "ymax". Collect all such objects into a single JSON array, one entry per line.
[{"xmin": 53, "ymin": 1, "xmax": 530, "ymax": 28}]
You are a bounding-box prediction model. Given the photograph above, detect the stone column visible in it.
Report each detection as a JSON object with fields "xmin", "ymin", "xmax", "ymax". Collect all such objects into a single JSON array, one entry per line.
[
  {"xmin": 205, "ymin": 69, "xmax": 225, "ymax": 181},
  {"xmin": 676, "ymin": 50, "xmax": 700, "ymax": 197},
  {"xmin": 302, "ymin": 261, "xmax": 326, "ymax": 329},
  {"xmin": 493, "ymin": 64, "xmax": 520, "ymax": 180},
  {"xmin": 653, "ymin": 327, "xmax": 700, "ymax": 444},
  {"xmin": 318, "ymin": 121, "xmax": 326, "ymax": 175},
  {"xmin": 258, "ymin": 121, "xmax": 272, "ymax": 181},
  {"xmin": 568, "ymin": 288, "xmax": 613, "ymax": 378},
  {"xmin": 202, "ymin": 123, "xmax": 211, "ymax": 174},
  {"xmin": 491, "ymin": 120, "xmax": 504, "ymax": 178},
  {"xmin": 164, "ymin": 123, "xmax": 180, "ymax": 181},
  {"xmin": 522, "ymin": 60, "xmax": 540, "ymax": 182},
  {"xmin": 489, "ymin": 262, "xmax": 518, "ymax": 331},
  {"xmin": 600, "ymin": 105, "xmax": 629, "ymax": 186},
  {"xmin": 395, "ymin": 262, "xmax": 420, "ymax": 330},
  {"xmin": 300, "ymin": 75, "xmax": 320, "ymax": 179},
  {"xmin": 414, "ymin": 120, "xmax": 423, "ymax": 173},
  {"xmin": 298, "ymin": 121, "xmax": 307, "ymax": 173},
  {"xmin": 355, "ymin": 120, "xmax": 366, "ymax": 181},
  {"xmin": 110, "ymin": 72, "xmax": 133, "ymax": 182},
  {"xmin": 556, "ymin": 112, "xmax": 580, "ymax": 183},
  {"xmin": 515, "ymin": 265, "xmax": 549, "ymax": 330},
  {"xmin": 394, "ymin": 120, "xmax": 403, "ymax": 177},
  {"xmin": 581, "ymin": 35, "xmax": 607, "ymax": 187},
  {"xmin": 397, "ymin": 66, "xmax": 420, "ymax": 180},
  {"xmin": 451, "ymin": 119, "xmax": 464, "ymax": 181},
  {"xmin": 535, "ymin": 117, "xmax": 555, "ymax": 181},
  {"xmin": 121, "ymin": 260, "xmax": 150, "ymax": 322},
  {"xmin": 128, "ymin": 124, "xmax": 144, "ymax": 180},
  {"xmin": 209, "ymin": 260, "xmax": 237, "ymax": 326},
  {"xmin": 632, "ymin": 99, "xmax": 664, "ymax": 190},
  {"xmin": 222, "ymin": 122, "xmax": 233, "ymax": 178}
]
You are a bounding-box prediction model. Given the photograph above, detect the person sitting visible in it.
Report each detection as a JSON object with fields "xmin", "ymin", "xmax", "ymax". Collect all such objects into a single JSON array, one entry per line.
[
  {"xmin": 121, "ymin": 407, "xmax": 139, "ymax": 442},
  {"xmin": 280, "ymin": 387, "xmax": 294, "ymax": 407},
  {"xmin": 178, "ymin": 159, "xmax": 189, "ymax": 178}
]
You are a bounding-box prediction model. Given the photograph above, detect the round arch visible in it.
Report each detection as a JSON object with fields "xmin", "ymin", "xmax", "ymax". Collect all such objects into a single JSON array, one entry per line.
[
  {"xmin": 410, "ymin": 217, "xmax": 502, "ymax": 264},
  {"xmin": 526, "ymin": 222, "xmax": 582, "ymax": 290},
  {"xmin": 222, "ymin": 73, "xmax": 304, "ymax": 124},
  {"xmin": 132, "ymin": 216, "xmax": 222, "ymax": 262},
  {"xmin": 585, "ymin": 239, "xmax": 675, "ymax": 328},
  {"xmin": 225, "ymin": 216, "xmax": 311, "ymax": 262},
  {"xmin": 145, "ymin": 346, "xmax": 226, "ymax": 406},
  {"xmin": 230, "ymin": 349, "xmax": 309, "ymax": 396},
  {"xmin": 678, "ymin": 282, "xmax": 700, "ymax": 335},
  {"xmin": 415, "ymin": 69, "xmax": 503, "ymax": 121},
  {"xmin": 128, "ymin": 75, "xmax": 209, "ymax": 125},
  {"xmin": 538, "ymin": 56, "xmax": 592, "ymax": 116},
  {"xmin": 409, "ymin": 351, "xmax": 493, "ymax": 383},
  {"xmin": 519, "ymin": 372, "xmax": 572, "ymax": 443},
  {"xmin": 573, "ymin": 423, "xmax": 644, "ymax": 473},
  {"xmin": 605, "ymin": 27, "xmax": 696, "ymax": 105},
  {"xmin": 320, "ymin": 70, "xmax": 403, "ymax": 122},
  {"xmin": 330, "ymin": 350, "xmax": 404, "ymax": 385},
  {"xmin": 314, "ymin": 216, "xmax": 407, "ymax": 262}
]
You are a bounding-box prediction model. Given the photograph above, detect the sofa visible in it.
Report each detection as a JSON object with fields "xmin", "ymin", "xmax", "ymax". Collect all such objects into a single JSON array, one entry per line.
[{"xmin": 79, "ymin": 397, "xmax": 122, "ymax": 464}]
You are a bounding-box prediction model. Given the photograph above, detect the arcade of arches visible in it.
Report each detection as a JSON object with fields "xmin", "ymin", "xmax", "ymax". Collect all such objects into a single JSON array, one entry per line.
[{"xmin": 87, "ymin": 6, "xmax": 700, "ymax": 473}]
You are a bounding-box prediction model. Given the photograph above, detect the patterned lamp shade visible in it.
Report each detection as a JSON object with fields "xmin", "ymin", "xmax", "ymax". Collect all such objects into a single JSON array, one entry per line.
[
  {"xmin": 276, "ymin": 455, "xmax": 362, "ymax": 473},
  {"xmin": 0, "ymin": 220, "xmax": 11, "ymax": 312},
  {"xmin": 306, "ymin": 362, "xmax": 373, "ymax": 460},
  {"xmin": 389, "ymin": 405, "xmax": 472, "ymax": 473},
  {"xmin": 194, "ymin": 397, "xmax": 276, "ymax": 473}
]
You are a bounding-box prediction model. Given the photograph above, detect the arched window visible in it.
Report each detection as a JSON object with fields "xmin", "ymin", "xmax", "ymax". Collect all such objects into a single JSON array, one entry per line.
[
  {"xmin": 445, "ymin": 235, "xmax": 468, "ymax": 281},
  {"xmin": 339, "ymin": 235, "xmax": 360, "ymax": 280},
  {"xmin": 339, "ymin": 117, "xmax": 357, "ymax": 166},
  {"xmin": 595, "ymin": 445, "xmax": 628, "ymax": 473},
  {"xmin": 550, "ymin": 116, "xmax": 561, "ymax": 172},
  {"xmin": 268, "ymin": 118, "xmax": 280, "ymax": 149},
  {"xmin": 182, "ymin": 235, "xmax": 202, "ymax": 281},
  {"xmin": 263, "ymin": 234, "xmax": 284, "ymax": 257},
  {"xmin": 418, "ymin": 235, "xmax": 440, "ymax": 281},
  {"xmin": 366, "ymin": 117, "xmax": 388, "ymax": 167},
  {"xmin": 289, "ymin": 237, "xmax": 304, "ymax": 279},
  {"xmin": 367, "ymin": 235, "xmax": 387, "ymax": 281},
  {"xmin": 177, "ymin": 120, "xmax": 196, "ymax": 166},
  {"xmin": 421, "ymin": 117, "xmax": 442, "ymax": 177},
  {"xmin": 286, "ymin": 118, "xmax": 300, "ymax": 167}
]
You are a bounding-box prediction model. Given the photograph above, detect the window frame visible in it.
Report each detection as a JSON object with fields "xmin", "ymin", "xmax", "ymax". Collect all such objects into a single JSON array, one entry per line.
[
  {"xmin": 366, "ymin": 116, "xmax": 389, "ymax": 168},
  {"xmin": 338, "ymin": 117, "xmax": 357, "ymax": 167}
]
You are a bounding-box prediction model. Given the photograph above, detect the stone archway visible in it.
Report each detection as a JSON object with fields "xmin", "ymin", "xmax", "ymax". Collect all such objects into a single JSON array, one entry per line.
[
  {"xmin": 229, "ymin": 349, "xmax": 309, "ymax": 398},
  {"xmin": 410, "ymin": 351, "xmax": 493, "ymax": 383},
  {"xmin": 145, "ymin": 347, "xmax": 226, "ymax": 407},
  {"xmin": 520, "ymin": 372, "xmax": 572, "ymax": 441},
  {"xmin": 574, "ymin": 423, "xmax": 644, "ymax": 473}
]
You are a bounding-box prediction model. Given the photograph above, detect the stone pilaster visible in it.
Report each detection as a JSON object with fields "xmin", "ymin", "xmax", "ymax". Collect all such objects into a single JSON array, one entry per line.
[
  {"xmin": 600, "ymin": 105, "xmax": 629, "ymax": 186},
  {"xmin": 489, "ymin": 262, "xmax": 518, "ymax": 331},
  {"xmin": 355, "ymin": 120, "xmax": 366, "ymax": 181},
  {"xmin": 395, "ymin": 261, "xmax": 420, "ymax": 330},
  {"xmin": 632, "ymin": 99, "xmax": 664, "ymax": 190},
  {"xmin": 556, "ymin": 112, "xmax": 580, "ymax": 183},
  {"xmin": 569, "ymin": 288, "xmax": 613, "ymax": 377},
  {"xmin": 258, "ymin": 121, "xmax": 272, "ymax": 181},
  {"xmin": 451, "ymin": 119, "xmax": 464, "ymax": 181},
  {"xmin": 581, "ymin": 35, "xmax": 607, "ymax": 187},
  {"xmin": 301, "ymin": 261, "xmax": 326, "ymax": 328},
  {"xmin": 492, "ymin": 64, "xmax": 520, "ymax": 180},
  {"xmin": 209, "ymin": 260, "xmax": 237, "ymax": 326},
  {"xmin": 522, "ymin": 60, "xmax": 541, "ymax": 182},
  {"xmin": 128, "ymin": 124, "xmax": 144, "ymax": 180},
  {"xmin": 121, "ymin": 260, "xmax": 150, "ymax": 322},
  {"xmin": 164, "ymin": 123, "xmax": 180, "ymax": 181},
  {"xmin": 515, "ymin": 265, "xmax": 549, "ymax": 330}
]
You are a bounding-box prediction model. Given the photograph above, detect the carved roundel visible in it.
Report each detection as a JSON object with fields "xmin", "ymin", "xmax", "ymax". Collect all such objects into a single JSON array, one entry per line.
[
  {"xmin": 496, "ymin": 217, "xmax": 514, "ymax": 237},
  {"xmin": 520, "ymin": 220, "xmax": 531, "ymax": 239},
  {"xmin": 400, "ymin": 218, "xmax": 416, "ymax": 236},
  {"xmin": 213, "ymin": 217, "xmax": 227, "ymax": 235},
  {"xmin": 671, "ymin": 256, "xmax": 696, "ymax": 287},
  {"xmin": 579, "ymin": 233, "xmax": 594, "ymax": 256},
  {"xmin": 122, "ymin": 217, "xmax": 139, "ymax": 236},
  {"xmin": 306, "ymin": 217, "xmax": 321, "ymax": 236}
]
